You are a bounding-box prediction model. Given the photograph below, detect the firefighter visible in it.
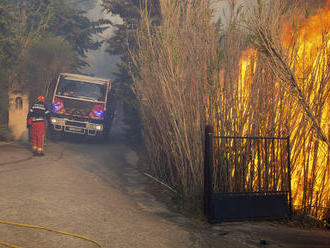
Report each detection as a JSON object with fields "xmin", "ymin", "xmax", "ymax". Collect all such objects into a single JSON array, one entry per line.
[{"xmin": 27, "ymin": 96, "xmax": 50, "ymax": 156}]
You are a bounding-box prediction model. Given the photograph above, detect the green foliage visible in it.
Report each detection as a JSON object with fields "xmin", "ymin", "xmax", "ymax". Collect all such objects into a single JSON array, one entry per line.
[
  {"xmin": 102, "ymin": 0, "xmax": 160, "ymax": 144},
  {"xmin": 0, "ymin": 4, "xmax": 18, "ymax": 69},
  {"xmin": 0, "ymin": 2, "xmax": 17, "ymax": 135},
  {"xmin": 1, "ymin": 0, "xmax": 110, "ymax": 85},
  {"xmin": 22, "ymin": 36, "xmax": 79, "ymax": 100},
  {"xmin": 0, "ymin": 75, "xmax": 9, "ymax": 127},
  {"xmin": 47, "ymin": 0, "xmax": 111, "ymax": 58},
  {"xmin": 4, "ymin": 0, "xmax": 110, "ymax": 61}
]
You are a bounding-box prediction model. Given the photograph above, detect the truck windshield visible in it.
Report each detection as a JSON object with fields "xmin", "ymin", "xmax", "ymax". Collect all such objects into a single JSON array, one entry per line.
[{"xmin": 56, "ymin": 78, "xmax": 106, "ymax": 102}]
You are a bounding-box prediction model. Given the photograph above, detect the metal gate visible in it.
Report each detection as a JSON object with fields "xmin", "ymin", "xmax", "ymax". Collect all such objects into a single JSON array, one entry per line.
[{"xmin": 204, "ymin": 126, "xmax": 292, "ymax": 222}]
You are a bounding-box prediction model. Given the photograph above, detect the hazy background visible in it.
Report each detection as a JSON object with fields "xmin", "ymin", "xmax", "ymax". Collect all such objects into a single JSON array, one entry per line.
[{"xmin": 76, "ymin": 0, "xmax": 122, "ymax": 79}]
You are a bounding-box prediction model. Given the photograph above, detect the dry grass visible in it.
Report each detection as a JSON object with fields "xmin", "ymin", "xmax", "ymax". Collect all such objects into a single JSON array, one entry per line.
[{"xmin": 131, "ymin": 0, "xmax": 217, "ymax": 198}]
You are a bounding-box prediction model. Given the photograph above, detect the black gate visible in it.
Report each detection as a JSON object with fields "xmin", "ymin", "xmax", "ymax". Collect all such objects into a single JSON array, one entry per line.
[{"xmin": 204, "ymin": 126, "xmax": 292, "ymax": 222}]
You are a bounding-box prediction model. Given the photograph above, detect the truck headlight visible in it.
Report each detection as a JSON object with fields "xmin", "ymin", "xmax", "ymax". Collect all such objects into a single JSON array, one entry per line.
[
  {"xmin": 95, "ymin": 125, "xmax": 102, "ymax": 130},
  {"xmin": 51, "ymin": 118, "xmax": 57, "ymax": 123}
]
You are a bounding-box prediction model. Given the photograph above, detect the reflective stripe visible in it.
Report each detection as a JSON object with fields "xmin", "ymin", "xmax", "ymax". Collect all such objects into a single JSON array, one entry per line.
[
  {"xmin": 34, "ymin": 104, "xmax": 45, "ymax": 107},
  {"xmin": 32, "ymin": 106, "xmax": 46, "ymax": 110},
  {"xmin": 32, "ymin": 117, "xmax": 45, "ymax": 121}
]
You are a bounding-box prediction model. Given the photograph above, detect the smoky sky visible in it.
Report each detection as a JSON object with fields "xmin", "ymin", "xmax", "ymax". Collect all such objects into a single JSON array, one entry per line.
[{"xmin": 78, "ymin": 0, "xmax": 122, "ymax": 79}]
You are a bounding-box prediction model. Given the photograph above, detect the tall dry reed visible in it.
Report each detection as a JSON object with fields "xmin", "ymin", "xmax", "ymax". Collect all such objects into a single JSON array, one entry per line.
[{"xmin": 131, "ymin": 0, "xmax": 218, "ymax": 198}]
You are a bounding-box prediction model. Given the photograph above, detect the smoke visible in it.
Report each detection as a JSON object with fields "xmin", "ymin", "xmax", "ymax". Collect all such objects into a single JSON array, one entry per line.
[
  {"xmin": 213, "ymin": 0, "xmax": 328, "ymax": 27},
  {"xmin": 78, "ymin": 0, "xmax": 122, "ymax": 79}
]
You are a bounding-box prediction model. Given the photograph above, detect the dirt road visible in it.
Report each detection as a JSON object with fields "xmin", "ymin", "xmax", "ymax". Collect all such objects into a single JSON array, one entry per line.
[{"xmin": 0, "ymin": 125, "xmax": 329, "ymax": 247}]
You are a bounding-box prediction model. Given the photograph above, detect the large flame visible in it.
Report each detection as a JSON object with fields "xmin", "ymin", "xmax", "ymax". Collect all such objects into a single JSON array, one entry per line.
[
  {"xmin": 235, "ymin": 1, "xmax": 329, "ymax": 218},
  {"xmin": 282, "ymin": 1, "xmax": 329, "ymax": 211}
]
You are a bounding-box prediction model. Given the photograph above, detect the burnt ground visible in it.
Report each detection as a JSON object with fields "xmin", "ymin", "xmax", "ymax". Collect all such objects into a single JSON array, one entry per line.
[{"xmin": 0, "ymin": 120, "xmax": 329, "ymax": 248}]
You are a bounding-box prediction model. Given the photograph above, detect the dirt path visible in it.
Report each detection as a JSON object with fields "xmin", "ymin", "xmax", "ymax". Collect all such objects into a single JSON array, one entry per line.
[{"xmin": 0, "ymin": 127, "xmax": 329, "ymax": 247}]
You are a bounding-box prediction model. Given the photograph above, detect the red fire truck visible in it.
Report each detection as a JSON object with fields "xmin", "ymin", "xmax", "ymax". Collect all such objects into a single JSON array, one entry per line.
[{"xmin": 46, "ymin": 73, "xmax": 115, "ymax": 139}]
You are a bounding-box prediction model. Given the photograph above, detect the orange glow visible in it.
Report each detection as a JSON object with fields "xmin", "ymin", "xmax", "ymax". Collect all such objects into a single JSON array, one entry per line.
[
  {"xmin": 232, "ymin": 1, "xmax": 329, "ymax": 218},
  {"xmin": 286, "ymin": 2, "xmax": 329, "ymax": 216}
]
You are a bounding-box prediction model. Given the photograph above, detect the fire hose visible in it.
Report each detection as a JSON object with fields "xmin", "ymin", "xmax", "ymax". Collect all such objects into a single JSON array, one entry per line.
[{"xmin": 0, "ymin": 220, "xmax": 103, "ymax": 248}]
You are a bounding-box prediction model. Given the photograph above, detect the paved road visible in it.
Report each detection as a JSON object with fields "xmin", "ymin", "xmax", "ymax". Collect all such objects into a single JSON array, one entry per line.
[{"xmin": 0, "ymin": 126, "xmax": 329, "ymax": 247}]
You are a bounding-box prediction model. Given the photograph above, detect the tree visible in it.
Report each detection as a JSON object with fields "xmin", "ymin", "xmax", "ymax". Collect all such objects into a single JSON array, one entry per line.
[
  {"xmin": 5, "ymin": 0, "xmax": 110, "ymax": 63},
  {"xmin": 47, "ymin": 0, "xmax": 111, "ymax": 59},
  {"xmin": 0, "ymin": 3, "xmax": 18, "ymax": 69},
  {"xmin": 0, "ymin": 2, "xmax": 18, "ymax": 139},
  {"xmin": 3, "ymin": 0, "xmax": 111, "ymax": 92},
  {"xmin": 22, "ymin": 37, "xmax": 79, "ymax": 101},
  {"xmin": 102, "ymin": 0, "xmax": 160, "ymax": 143}
]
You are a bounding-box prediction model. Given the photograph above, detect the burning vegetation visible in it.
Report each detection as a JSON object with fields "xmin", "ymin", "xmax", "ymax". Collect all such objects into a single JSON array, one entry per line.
[
  {"xmin": 244, "ymin": 0, "xmax": 329, "ymax": 219},
  {"xmin": 131, "ymin": 0, "xmax": 329, "ymax": 220}
]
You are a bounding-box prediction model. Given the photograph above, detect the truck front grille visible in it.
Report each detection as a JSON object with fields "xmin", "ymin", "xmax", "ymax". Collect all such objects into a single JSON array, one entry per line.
[{"xmin": 65, "ymin": 121, "xmax": 86, "ymax": 128}]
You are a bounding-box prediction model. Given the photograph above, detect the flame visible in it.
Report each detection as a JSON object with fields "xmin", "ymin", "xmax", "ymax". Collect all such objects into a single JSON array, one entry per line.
[
  {"xmin": 286, "ymin": 2, "xmax": 329, "ymax": 216},
  {"xmin": 232, "ymin": 1, "xmax": 329, "ymax": 218}
]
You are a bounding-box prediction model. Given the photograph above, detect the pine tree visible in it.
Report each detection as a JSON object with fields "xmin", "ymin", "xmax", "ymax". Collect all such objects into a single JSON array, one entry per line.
[{"xmin": 47, "ymin": 0, "xmax": 111, "ymax": 59}]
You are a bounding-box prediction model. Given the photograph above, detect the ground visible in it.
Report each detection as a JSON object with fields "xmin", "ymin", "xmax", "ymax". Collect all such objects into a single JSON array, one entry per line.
[{"xmin": 0, "ymin": 122, "xmax": 329, "ymax": 248}]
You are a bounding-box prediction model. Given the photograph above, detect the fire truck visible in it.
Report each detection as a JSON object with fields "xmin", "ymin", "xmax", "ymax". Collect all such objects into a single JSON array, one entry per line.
[{"xmin": 46, "ymin": 73, "xmax": 115, "ymax": 139}]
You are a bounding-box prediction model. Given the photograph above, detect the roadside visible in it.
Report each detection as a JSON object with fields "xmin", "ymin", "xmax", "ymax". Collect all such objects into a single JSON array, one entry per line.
[
  {"xmin": 123, "ymin": 133, "xmax": 330, "ymax": 248},
  {"xmin": 0, "ymin": 142, "xmax": 32, "ymax": 166},
  {"xmin": 134, "ymin": 159, "xmax": 330, "ymax": 248}
]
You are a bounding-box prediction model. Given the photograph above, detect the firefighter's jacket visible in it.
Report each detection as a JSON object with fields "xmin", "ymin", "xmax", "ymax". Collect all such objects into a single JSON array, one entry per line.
[{"xmin": 27, "ymin": 101, "xmax": 50, "ymax": 126}]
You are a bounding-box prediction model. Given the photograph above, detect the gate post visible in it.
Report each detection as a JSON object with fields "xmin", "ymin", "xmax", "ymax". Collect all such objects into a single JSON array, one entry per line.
[
  {"xmin": 204, "ymin": 125, "xmax": 214, "ymax": 220},
  {"xmin": 287, "ymin": 136, "xmax": 293, "ymax": 219}
]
